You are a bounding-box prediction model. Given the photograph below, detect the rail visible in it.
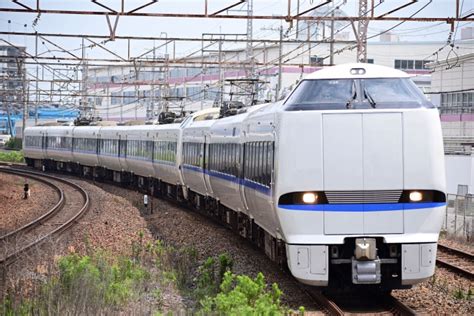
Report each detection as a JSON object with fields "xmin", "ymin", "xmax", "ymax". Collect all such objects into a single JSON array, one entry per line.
[
  {"xmin": 436, "ymin": 244, "xmax": 474, "ymax": 280},
  {"xmin": 0, "ymin": 166, "xmax": 90, "ymax": 266}
]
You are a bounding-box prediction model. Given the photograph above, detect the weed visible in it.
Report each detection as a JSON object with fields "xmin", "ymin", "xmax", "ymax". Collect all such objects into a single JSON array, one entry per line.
[
  {"xmin": 4, "ymin": 138, "xmax": 22, "ymax": 150},
  {"xmin": 200, "ymin": 271, "xmax": 286, "ymax": 315},
  {"xmin": 454, "ymin": 288, "xmax": 465, "ymax": 300},
  {"xmin": 0, "ymin": 150, "xmax": 24, "ymax": 163},
  {"xmin": 299, "ymin": 306, "xmax": 306, "ymax": 315}
]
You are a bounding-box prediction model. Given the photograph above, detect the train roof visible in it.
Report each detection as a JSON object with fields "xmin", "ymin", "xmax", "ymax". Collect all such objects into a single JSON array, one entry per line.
[
  {"xmin": 212, "ymin": 103, "xmax": 270, "ymax": 127},
  {"xmin": 305, "ymin": 63, "xmax": 409, "ymax": 80}
]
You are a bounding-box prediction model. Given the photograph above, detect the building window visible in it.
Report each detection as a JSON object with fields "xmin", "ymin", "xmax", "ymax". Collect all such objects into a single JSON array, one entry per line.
[
  {"xmin": 394, "ymin": 59, "xmax": 433, "ymax": 70},
  {"xmin": 310, "ymin": 56, "xmax": 325, "ymax": 66},
  {"xmin": 111, "ymin": 92, "xmax": 122, "ymax": 105},
  {"xmin": 441, "ymin": 92, "xmax": 474, "ymax": 108},
  {"xmin": 367, "ymin": 58, "xmax": 374, "ymax": 64}
]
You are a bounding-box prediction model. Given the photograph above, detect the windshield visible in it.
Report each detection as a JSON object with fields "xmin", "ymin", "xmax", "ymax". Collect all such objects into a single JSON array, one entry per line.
[
  {"xmin": 284, "ymin": 78, "xmax": 433, "ymax": 111},
  {"xmin": 361, "ymin": 78, "xmax": 432, "ymax": 108},
  {"xmin": 284, "ymin": 79, "xmax": 354, "ymax": 111}
]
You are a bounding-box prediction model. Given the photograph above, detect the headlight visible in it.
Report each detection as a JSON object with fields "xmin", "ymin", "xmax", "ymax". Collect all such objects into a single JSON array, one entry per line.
[
  {"xmin": 302, "ymin": 192, "xmax": 317, "ymax": 204},
  {"xmin": 409, "ymin": 191, "xmax": 423, "ymax": 202}
]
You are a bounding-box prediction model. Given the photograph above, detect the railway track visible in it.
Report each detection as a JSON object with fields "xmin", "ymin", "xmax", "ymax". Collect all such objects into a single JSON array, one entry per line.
[
  {"xmin": 300, "ymin": 285, "xmax": 416, "ymax": 315},
  {"xmin": 0, "ymin": 166, "xmax": 90, "ymax": 266},
  {"xmin": 436, "ymin": 243, "xmax": 474, "ymax": 280}
]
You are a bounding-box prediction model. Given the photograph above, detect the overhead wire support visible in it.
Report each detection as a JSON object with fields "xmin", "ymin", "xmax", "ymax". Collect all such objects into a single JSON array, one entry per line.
[
  {"xmin": 2, "ymin": 2, "xmax": 472, "ymax": 22},
  {"xmin": 357, "ymin": 0, "xmax": 369, "ymax": 63}
]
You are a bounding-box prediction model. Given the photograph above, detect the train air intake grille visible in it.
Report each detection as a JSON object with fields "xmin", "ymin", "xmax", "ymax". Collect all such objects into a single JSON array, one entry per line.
[{"xmin": 325, "ymin": 190, "xmax": 402, "ymax": 204}]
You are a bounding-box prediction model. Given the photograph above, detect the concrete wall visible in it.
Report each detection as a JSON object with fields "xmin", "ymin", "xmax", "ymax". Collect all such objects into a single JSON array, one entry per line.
[
  {"xmin": 431, "ymin": 56, "xmax": 474, "ymax": 92},
  {"xmin": 445, "ymin": 155, "xmax": 474, "ymax": 194}
]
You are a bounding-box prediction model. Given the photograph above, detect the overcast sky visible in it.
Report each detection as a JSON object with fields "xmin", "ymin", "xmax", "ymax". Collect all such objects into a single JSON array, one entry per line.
[{"xmin": 1, "ymin": 0, "xmax": 473, "ymax": 63}]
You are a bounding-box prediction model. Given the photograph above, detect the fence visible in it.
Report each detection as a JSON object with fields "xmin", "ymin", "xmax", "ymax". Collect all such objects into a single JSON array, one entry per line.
[{"xmin": 443, "ymin": 194, "xmax": 474, "ymax": 243}]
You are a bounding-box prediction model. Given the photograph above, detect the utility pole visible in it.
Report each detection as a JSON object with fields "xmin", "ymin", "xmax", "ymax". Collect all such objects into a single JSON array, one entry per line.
[
  {"xmin": 80, "ymin": 37, "xmax": 89, "ymax": 119},
  {"xmin": 218, "ymin": 38, "xmax": 224, "ymax": 107},
  {"xmin": 245, "ymin": 0, "xmax": 254, "ymax": 78},
  {"xmin": 16, "ymin": 56, "xmax": 27, "ymax": 139},
  {"xmin": 277, "ymin": 25, "xmax": 283, "ymax": 102},
  {"xmin": 357, "ymin": 0, "xmax": 369, "ymax": 62},
  {"xmin": 261, "ymin": 24, "xmax": 284, "ymax": 102},
  {"xmin": 330, "ymin": 9, "xmax": 335, "ymax": 65},
  {"xmin": 150, "ymin": 41, "xmax": 156, "ymax": 121},
  {"xmin": 35, "ymin": 33, "xmax": 38, "ymax": 125}
]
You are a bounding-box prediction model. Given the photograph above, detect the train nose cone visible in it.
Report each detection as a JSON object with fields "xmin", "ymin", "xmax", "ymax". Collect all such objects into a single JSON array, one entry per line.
[{"xmin": 322, "ymin": 113, "xmax": 404, "ymax": 235}]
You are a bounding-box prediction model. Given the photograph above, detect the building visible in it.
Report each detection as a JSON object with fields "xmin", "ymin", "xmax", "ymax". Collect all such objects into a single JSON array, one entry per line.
[
  {"xmin": 0, "ymin": 45, "xmax": 26, "ymax": 136},
  {"xmin": 84, "ymin": 35, "xmax": 474, "ymax": 122},
  {"xmin": 427, "ymin": 51, "xmax": 474, "ymax": 194}
]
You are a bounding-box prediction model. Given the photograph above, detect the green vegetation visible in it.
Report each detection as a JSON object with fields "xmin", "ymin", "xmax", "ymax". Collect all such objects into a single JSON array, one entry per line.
[
  {"xmin": 1, "ymin": 251, "xmax": 149, "ymax": 315},
  {"xmin": 57, "ymin": 252, "xmax": 148, "ymax": 306},
  {"xmin": 1, "ymin": 232, "xmax": 294, "ymax": 314},
  {"xmin": 193, "ymin": 253, "xmax": 294, "ymax": 315},
  {"xmin": 0, "ymin": 150, "xmax": 24, "ymax": 163},
  {"xmin": 4, "ymin": 137, "xmax": 22, "ymax": 150},
  {"xmin": 200, "ymin": 271, "xmax": 286, "ymax": 315},
  {"xmin": 194, "ymin": 253, "xmax": 234, "ymax": 301},
  {"xmin": 453, "ymin": 287, "xmax": 473, "ymax": 301}
]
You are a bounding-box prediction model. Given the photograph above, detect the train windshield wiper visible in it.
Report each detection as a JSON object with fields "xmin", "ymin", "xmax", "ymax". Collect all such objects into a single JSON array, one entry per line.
[
  {"xmin": 364, "ymin": 88, "xmax": 376, "ymax": 108},
  {"xmin": 346, "ymin": 81, "xmax": 357, "ymax": 109}
]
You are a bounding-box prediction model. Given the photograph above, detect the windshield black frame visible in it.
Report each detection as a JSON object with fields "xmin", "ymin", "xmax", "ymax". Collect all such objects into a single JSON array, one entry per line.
[{"xmin": 283, "ymin": 78, "xmax": 434, "ymax": 111}]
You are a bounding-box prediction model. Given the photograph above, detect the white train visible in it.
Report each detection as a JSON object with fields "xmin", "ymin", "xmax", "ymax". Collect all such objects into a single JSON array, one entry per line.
[{"xmin": 24, "ymin": 63, "xmax": 446, "ymax": 290}]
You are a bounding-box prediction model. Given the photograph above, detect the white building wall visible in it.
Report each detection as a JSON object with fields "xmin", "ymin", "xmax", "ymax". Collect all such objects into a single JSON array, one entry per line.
[
  {"xmin": 445, "ymin": 155, "xmax": 474, "ymax": 194},
  {"xmin": 431, "ymin": 57, "xmax": 474, "ymax": 92}
]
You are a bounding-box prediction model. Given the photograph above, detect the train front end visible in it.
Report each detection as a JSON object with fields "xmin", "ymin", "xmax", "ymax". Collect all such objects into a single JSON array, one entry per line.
[{"xmin": 275, "ymin": 63, "xmax": 446, "ymax": 289}]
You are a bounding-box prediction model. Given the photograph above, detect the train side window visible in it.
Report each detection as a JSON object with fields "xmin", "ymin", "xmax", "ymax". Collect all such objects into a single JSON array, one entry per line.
[
  {"xmin": 266, "ymin": 142, "xmax": 272, "ymax": 186},
  {"xmin": 215, "ymin": 144, "xmax": 219, "ymax": 171},
  {"xmin": 260, "ymin": 142, "xmax": 264, "ymax": 184},
  {"xmin": 220, "ymin": 144, "xmax": 224, "ymax": 172},
  {"xmin": 243, "ymin": 144, "xmax": 247, "ymax": 178},
  {"xmin": 246, "ymin": 143, "xmax": 250, "ymax": 179},
  {"xmin": 236, "ymin": 144, "xmax": 241, "ymax": 177},
  {"xmin": 185, "ymin": 143, "xmax": 189, "ymax": 165},
  {"xmin": 261, "ymin": 142, "xmax": 266, "ymax": 185},
  {"xmin": 251, "ymin": 142, "xmax": 256, "ymax": 181},
  {"xmin": 219, "ymin": 144, "xmax": 223, "ymax": 172},
  {"xmin": 250, "ymin": 142, "xmax": 255, "ymax": 181},
  {"xmin": 257, "ymin": 142, "xmax": 262, "ymax": 184},
  {"xmin": 195, "ymin": 143, "xmax": 198, "ymax": 166},
  {"xmin": 248, "ymin": 143, "xmax": 252, "ymax": 180},
  {"xmin": 253, "ymin": 142, "xmax": 258, "ymax": 182},
  {"xmin": 210, "ymin": 144, "xmax": 213, "ymax": 170},
  {"xmin": 232, "ymin": 144, "xmax": 235, "ymax": 176},
  {"xmin": 254, "ymin": 142, "xmax": 258, "ymax": 182},
  {"xmin": 223, "ymin": 144, "xmax": 228, "ymax": 174}
]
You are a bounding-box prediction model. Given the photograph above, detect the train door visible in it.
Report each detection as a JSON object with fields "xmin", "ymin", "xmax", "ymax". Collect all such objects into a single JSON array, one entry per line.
[
  {"xmin": 118, "ymin": 133, "xmax": 127, "ymax": 171},
  {"xmin": 239, "ymin": 141, "xmax": 249, "ymax": 212},
  {"xmin": 203, "ymin": 135, "xmax": 213, "ymax": 195},
  {"xmin": 41, "ymin": 130, "xmax": 47, "ymax": 159}
]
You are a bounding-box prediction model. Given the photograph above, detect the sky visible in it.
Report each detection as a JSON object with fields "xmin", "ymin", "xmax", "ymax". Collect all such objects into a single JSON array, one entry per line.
[{"xmin": 1, "ymin": 0, "xmax": 472, "ymax": 62}]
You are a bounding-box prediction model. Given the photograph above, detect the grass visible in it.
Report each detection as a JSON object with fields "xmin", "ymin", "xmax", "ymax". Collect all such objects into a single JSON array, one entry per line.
[
  {"xmin": 4, "ymin": 138, "xmax": 22, "ymax": 150},
  {"xmin": 0, "ymin": 150, "xmax": 24, "ymax": 163},
  {"xmin": 1, "ymin": 249, "xmax": 149, "ymax": 315},
  {"xmin": 1, "ymin": 232, "xmax": 294, "ymax": 314}
]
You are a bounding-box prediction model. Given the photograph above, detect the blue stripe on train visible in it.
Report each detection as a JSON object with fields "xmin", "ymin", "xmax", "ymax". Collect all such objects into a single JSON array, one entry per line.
[
  {"xmin": 278, "ymin": 202, "xmax": 446, "ymax": 212},
  {"xmin": 182, "ymin": 164, "xmax": 271, "ymax": 195}
]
